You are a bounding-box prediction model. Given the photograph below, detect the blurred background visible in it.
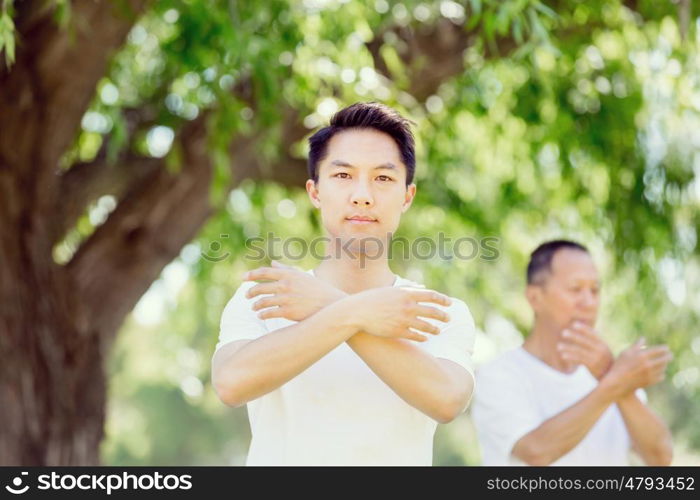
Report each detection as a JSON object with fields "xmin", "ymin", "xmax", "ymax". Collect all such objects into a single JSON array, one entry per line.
[{"xmin": 0, "ymin": 0, "xmax": 698, "ymax": 465}]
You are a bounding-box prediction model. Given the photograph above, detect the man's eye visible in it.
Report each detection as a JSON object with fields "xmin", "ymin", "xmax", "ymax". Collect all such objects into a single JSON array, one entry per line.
[
  {"xmin": 377, "ymin": 175, "xmax": 393, "ymax": 182},
  {"xmin": 334, "ymin": 172, "xmax": 350, "ymax": 179}
]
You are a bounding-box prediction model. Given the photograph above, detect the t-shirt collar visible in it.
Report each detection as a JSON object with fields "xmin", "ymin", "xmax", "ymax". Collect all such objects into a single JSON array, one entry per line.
[{"xmin": 309, "ymin": 268, "xmax": 399, "ymax": 287}]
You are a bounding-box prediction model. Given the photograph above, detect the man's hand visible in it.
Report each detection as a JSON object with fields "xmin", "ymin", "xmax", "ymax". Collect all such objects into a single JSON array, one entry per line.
[
  {"xmin": 556, "ymin": 321, "xmax": 613, "ymax": 379},
  {"xmin": 244, "ymin": 261, "xmax": 346, "ymax": 322},
  {"xmin": 601, "ymin": 339, "xmax": 673, "ymax": 399},
  {"xmin": 344, "ymin": 286, "xmax": 452, "ymax": 343}
]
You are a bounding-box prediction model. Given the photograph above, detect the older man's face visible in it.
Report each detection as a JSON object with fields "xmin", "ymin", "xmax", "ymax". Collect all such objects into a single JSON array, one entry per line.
[{"xmin": 532, "ymin": 248, "xmax": 600, "ymax": 330}]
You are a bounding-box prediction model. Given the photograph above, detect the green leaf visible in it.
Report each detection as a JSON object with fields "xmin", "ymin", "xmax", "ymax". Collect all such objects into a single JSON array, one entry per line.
[
  {"xmin": 53, "ymin": 0, "xmax": 71, "ymax": 28},
  {"xmin": 512, "ymin": 15, "xmax": 523, "ymax": 45},
  {"xmin": 532, "ymin": 1, "xmax": 557, "ymax": 20},
  {"xmin": 469, "ymin": 0, "xmax": 482, "ymax": 16},
  {"xmin": 4, "ymin": 21, "xmax": 14, "ymax": 64}
]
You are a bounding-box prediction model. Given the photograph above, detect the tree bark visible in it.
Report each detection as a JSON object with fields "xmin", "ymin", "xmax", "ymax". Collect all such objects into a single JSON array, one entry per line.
[
  {"xmin": 0, "ymin": 150, "xmax": 107, "ymax": 465},
  {"xmin": 0, "ymin": 0, "xmax": 150, "ymax": 466}
]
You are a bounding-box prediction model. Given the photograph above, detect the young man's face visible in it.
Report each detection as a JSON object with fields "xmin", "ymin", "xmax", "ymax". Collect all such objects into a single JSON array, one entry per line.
[
  {"xmin": 306, "ymin": 128, "xmax": 416, "ymax": 254},
  {"xmin": 527, "ymin": 248, "xmax": 600, "ymax": 331}
]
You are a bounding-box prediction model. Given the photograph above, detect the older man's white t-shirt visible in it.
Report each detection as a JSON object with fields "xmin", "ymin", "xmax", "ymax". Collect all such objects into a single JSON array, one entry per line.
[
  {"xmin": 472, "ymin": 347, "xmax": 646, "ymax": 466},
  {"xmin": 213, "ymin": 270, "xmax": 476, "ymax": 466}
]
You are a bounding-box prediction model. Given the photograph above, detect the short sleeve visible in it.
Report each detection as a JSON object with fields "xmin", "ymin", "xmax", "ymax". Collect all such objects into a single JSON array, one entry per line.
[
  {"xmin": 214, "ymin": 281, "xmax": 269, "ymax": 353},
  {"xmin": 418, "ymin": 298, "xmax": 477, "ymax": 402},
  {"xmin": 472, "ymin": 360, "xmax": 541, "ymax": 465}
]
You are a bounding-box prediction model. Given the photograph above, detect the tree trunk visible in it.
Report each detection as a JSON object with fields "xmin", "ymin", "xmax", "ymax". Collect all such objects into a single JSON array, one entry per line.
[
  {"xmin": 0, "ymin": 0, "xmax": 149, "ymax": 466},
  {"xmin": 0, "ymin": 178, "xmax": 106, "ymax": 465}
]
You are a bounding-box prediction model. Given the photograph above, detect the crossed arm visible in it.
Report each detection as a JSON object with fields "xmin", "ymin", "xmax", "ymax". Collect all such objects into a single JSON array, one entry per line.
[
  {"xmin": 212, "ymin": 265, "xmax": 474, "ymax": 423},
  {"xmin": 513, "ymin": 326, "xmax": 673, "ymax": 465}
]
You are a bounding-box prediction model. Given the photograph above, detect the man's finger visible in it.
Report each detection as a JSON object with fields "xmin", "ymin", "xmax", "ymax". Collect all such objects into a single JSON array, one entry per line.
[
  {"xmin": 246, "ymin": 282, "xmax": 282, "ymax": 298},
  {"xmin": 403, "ymin": 329, "xmax": 428, "ymax": 342},
  {"xmin": 644, "ymin": 346, "xmax": 672, "ymax": 359},
  {"xmin": 258, "ymin": 307, "xmax": 285, "ymax": 320},
  {"xmin": 558, "ymin": 341, "xmax": 589, "ymax": 356},
  {"xmin": 649, "ymin": 352, "xmax": 673, "ymax": 366},
  {"xmin": 414, "ymin": 305, "xmax": 450, "ymax": 323},
  {"xmin": 650, "ymin": 368, "xmax": 667, "ymax": 384},
  {"xmin": 569, "ymin": 321, "xmax": 598, "ymax": 337},
  {"xmin": 633, "ymin": 337, "xmax": 647, "ymax": 349},
  {"xmin": 561, "ymin": 328, "xmax": 598, "ymax": 350},
  {"xmin": 411, "ymin": 290, "xmax": 451, "ymax": 307},
  {"xmin": 243, "ymin": 267, "xmax": 287, "ymax": 282},
  {"xmin": 647, "ymin": 344, "xmax": 672, "ymax": 356},
  {"xmin": 557, "ymin": 343, "xmax": 587, "ymax": 363},
  {"xmin": 252, "ymin": 296, "xmax": 284, "ymax": 311},
  {"xmin": 271, "ymin": 260, "xmax": 297, "ymax": 270},
  {"xmin": 409, "ymin": 319, "xmax": 440, "ymax": 335}
]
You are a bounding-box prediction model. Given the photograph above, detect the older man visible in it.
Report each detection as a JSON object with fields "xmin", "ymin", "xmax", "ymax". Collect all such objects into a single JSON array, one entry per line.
[{"xmin": 473, "ymin": 240, "xmax": 673, "ymax": 465}]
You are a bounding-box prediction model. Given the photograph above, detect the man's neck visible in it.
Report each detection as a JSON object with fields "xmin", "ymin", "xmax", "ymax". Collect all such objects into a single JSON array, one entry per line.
[
  {"xmin": 314, "ymin": 248, "xmax": 396, "ymax": 294},
  {"xmin": 523, "ymin": 320, "xmax": 577, "ymax": 374}
]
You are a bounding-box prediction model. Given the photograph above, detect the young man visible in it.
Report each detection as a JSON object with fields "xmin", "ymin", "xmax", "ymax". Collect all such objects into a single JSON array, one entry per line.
[
  {"xmin": 473, "ymin": 240, "xmax": 674, "ymax": 465},
  {"xmin": 211, "ymin": 102, "xmax": 476, "ymax": 465}
]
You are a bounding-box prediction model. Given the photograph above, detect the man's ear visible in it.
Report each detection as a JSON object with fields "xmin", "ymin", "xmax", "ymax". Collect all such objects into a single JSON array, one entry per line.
[
  {"xmin": 402, "ymin": 183, "xmax": 416, "ymax": 212},
  {"xmin": 306, "ymin": 179, "xmax": 321, "ymax": 209},
  {"xmin": 525, "ymin": 284, "xmax": 543, "ymax": 311}
]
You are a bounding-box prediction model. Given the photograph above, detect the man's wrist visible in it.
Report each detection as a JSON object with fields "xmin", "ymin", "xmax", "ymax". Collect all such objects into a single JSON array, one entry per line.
[
  {"xmin": 327, "ymin": 294, "xmax": 364, "ymax": 333},
  {"xmin": 616, "ymin": 389, "xmax": 639, "ymax": 405},
  {"xmin": 596, "ymin": 374, "xmax": 625, "ymax": 404},
  {"xmin": 327, "ymin": 287, "xmax": 349, "ymax": 306},
  {"xmin": 592, "ymin": 358, "xmax": 613, "ymax": 380}
]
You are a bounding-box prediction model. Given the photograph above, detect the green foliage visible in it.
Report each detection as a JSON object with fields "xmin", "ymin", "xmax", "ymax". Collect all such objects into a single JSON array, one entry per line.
[{"xmin": 0, "ymin": 0, "xmax": 15, "ymax": 66}]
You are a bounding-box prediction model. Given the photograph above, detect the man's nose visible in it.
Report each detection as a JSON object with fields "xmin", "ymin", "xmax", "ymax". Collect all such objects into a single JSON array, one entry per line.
[
  {"xmin": 350, "ymin": 180, "xmax": 374, "ymax": 206},
  {"xmin": 580, "ymin": 289, "xmax": 598, "ymax": 308}
]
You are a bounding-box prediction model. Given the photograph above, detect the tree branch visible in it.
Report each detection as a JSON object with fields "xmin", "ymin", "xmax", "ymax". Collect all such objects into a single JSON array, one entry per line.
[
  {"xmin": 367, "ymin": 18, "xmax": 471, "ymax": 102},
  {"xmin": 0, "ymin": 0, "xmax": 151, "ymax": 181},
  {"xmin": 66, "ymin": 113, "xmax": 213, "ymax": 337},
  {"xmin": 51, "ymin": 154, "xmax": 162, "ymax": 246},
  {"xmin": 367, "ymin": 16, "xmax": 521, "ymax": 102}
]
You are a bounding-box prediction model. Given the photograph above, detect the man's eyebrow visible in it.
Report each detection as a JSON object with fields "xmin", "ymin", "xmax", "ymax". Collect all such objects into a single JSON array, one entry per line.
[
  {"xmin": 569, "ymin": 279, "xmax": 601, "ymax": 286},
  {"xmin": 330, "ymin": 160, "xmax": 397, "ymax": 170}
]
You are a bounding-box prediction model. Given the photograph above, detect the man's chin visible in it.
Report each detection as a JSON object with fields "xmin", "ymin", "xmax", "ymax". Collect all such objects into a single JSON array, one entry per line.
[
  {"xmin": 325, "ymin": 234, "xmax": 388, "ymax": 256},
  {"xmin": 346, "ymin": 237, "xmax": 386, "ymax": 254}
]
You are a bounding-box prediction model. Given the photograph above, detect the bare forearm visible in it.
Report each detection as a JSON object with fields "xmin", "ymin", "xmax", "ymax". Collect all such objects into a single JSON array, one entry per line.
[
  {"xmin": 617, "ymin": 393, "xmax": 673, "ymax": 465},
  {"xmin": 216, "ymin": 299, "xmax": 358, "ymax": 405},
  {"xmin": 513, "ymin": 383, "xmax": 616, "ymax": 465},
  {"xmin": 346, "ymin": 332, "xmax": 472, "ymax": 423}
]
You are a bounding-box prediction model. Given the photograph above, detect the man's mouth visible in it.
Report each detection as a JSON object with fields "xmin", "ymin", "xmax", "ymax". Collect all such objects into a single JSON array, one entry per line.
[{"xmin": 346, "ymin": 216, "xmax": 378, "ymax": 224}]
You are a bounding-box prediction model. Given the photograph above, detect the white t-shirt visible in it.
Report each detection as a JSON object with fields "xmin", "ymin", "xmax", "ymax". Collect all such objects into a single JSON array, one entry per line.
[
  {"xmin": 472, "ymin": 347, "xmax": 646, "ymax": 466},
  {"xmin": 213, "ymin": 270, "xmax": 476, "ymax": 466}
]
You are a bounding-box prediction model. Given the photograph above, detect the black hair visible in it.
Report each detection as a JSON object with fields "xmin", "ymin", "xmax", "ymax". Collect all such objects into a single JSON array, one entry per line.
[
  {"xmin": 307, "ymin": 102, "xmax": 416, "ymax": 185},
  {"xmin": 527, "ymin": 240, "xmax": 589, "ymax": 285}
]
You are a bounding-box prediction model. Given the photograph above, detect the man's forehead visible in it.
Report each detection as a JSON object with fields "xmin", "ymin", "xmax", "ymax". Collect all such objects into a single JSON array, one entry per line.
[
  {"xmin": 550, "ymin": 248, "xmax": 599, "ymax": 280},
  {"xmin": 323, "ymin": 129, "xmax": 405, "ymax": 166}
]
